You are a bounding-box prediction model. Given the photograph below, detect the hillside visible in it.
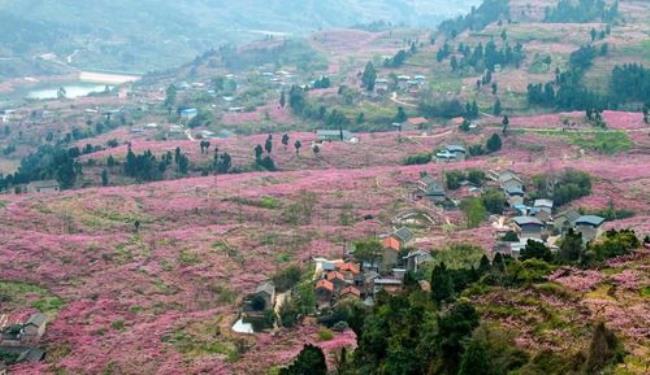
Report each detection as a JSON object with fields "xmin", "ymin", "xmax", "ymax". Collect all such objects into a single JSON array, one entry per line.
[
  {"xmin": 0, "ymin": 0, "xmax": 479, "ymax": 77},
  {"xmin": 1, "ymin": 0, "xmax": 650, "ymax": 374}
]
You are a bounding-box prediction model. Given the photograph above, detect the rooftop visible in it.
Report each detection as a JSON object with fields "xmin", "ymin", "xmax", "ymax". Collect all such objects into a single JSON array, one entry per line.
[
  {"xmin": 513, "ymin": 216, "xmax": 544, "ymax": 227},
  {"xmin": 575, "ymin": 215, "xmax": 606, "ymax": 227}
]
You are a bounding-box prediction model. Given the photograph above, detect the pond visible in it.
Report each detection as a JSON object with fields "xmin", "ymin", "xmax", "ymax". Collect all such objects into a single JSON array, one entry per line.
[{"xmin": 26, "ymin": 84, "xmax": 112, "ymax": 100}]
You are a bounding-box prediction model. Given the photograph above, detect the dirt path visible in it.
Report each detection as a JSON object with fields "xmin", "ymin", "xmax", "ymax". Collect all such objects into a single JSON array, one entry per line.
[{"xmin": 390, "ymin": 92, "xmax": 417, "ymax": 108}]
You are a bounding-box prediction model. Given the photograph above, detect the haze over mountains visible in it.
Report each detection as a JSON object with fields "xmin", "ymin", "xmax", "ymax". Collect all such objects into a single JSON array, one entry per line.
[{"xmin": 0, "ymin": 0, "xmax": 479, "ymax": 76}]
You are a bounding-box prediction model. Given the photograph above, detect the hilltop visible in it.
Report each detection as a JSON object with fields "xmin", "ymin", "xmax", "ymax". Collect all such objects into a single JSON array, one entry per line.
[{"xmin": 0, "ymin": 0, "xmax": 479, "ymax": 78}]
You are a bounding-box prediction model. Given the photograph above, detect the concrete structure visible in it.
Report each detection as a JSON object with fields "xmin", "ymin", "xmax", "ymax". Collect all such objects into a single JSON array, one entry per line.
[
  {"xmin": 574, "ymin": 215, "xmax": 606, "ymax": 242},
  {"xmin": 316, "ymin": 129, "xmax": 356, "ymax": 142},
  {"xmin": 27, "ymin": 180, "xmax": 60, "ymax": 194},
  {"xmin": 512, "ymin": 216, "xmax": 545, "ymax": 238}
]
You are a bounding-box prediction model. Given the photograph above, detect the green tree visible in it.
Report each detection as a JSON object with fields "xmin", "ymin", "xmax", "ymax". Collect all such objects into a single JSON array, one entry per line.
[
  {"xmin": 584, "ymin": 322, "xmax": 624, "ymax": 373},
  {"xmin": 101, "ymin": 169, "xmax": 109, "ymax": 186},
  {"xmin": 272, "ymin": 265, "xmax": 302, "ymax": 292},
  {"xmin": 282, "ymin": 134, "xmax": 290, "ymax": 150},
  {"xmin": 164, "ymin": 84, "xmax": 177, "ymax": 109},
  {"xmin": 493, "ymin": 98, "xmax": 502, "ymax": 115},
  {"xmin": 460, "ymin": 197, "xmax": 487, "ymax": 228},
  {"xmin": 265, "ymin": 136, "xmax": 273, "ymax": 154},
  {"xmin": 458, "ymin": 338, "xmax": 492, "ymax": 375},
  {"xmin": 436, "ymin": 302, "xmax": 480, "ymax": 374},
  {"xmin": 460, "ymin": 119, "xmax": 471, "ymax": 132},
  {"xmin": 254, "ymin": 144, "xmax": 264, "ymax": 161},
  {"xmin": 481, "ymin": 189, "xmax": 506, "ymax": 214},
  {"xmin": 352, "ymin": 239, "xmax": 383, "ymax": 265},
  {"xmin": 280, "ymin": 344, "xmax": 327, "ymax": 375},
  {"xmin": 445, "ymin": 170, "xmax": 465, "ymax": 190},
  {"xmin": 395, "ymin": 107, "xmax": 407, "ymax": 123},
  {"xmin": 361, "ymin": 61, "xmax": 377, "ymax": 91},
  {"xmin": 557, "ymin": 228, "xmax": 584, "ymax": 263},
  {"xmin": 430, "ymin": 262, "xmax": 454, "ymax": 305},
  {"xmin": 520, "ymin": 240, "xmax": 552, "ymax": 262},
  {"xmin": 467, "ymin": 169, "xmax": 486, "ymax": 186},
  {"xmin": 486, "ymin": 133, "xmax": 502, "ymax": 153}
]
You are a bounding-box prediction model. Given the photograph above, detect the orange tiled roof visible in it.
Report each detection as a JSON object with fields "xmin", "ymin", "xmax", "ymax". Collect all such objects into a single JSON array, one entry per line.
[
  {"xmin": 340, "ymin": 286, "xmax": 361, "ymax": 298},
  {"xmin": 316, "ymin": 279, "xmax": 334, "ymax": 292},
  {"xmin": 383, "ymin": 236, "xmax": 401, "ymax": 251},
  {"xmin": 326, "ymin": 271, "xmax": 346, "ymax": 282},
  {"xmin": 337, "ymin": 262, "xmax": 360, "ymax": 274}
]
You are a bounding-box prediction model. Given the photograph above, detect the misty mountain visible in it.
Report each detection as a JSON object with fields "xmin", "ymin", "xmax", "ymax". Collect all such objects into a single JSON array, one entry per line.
[{"xmin": 0, "ymin": 0, "xmax": 479, "ymax": 76}]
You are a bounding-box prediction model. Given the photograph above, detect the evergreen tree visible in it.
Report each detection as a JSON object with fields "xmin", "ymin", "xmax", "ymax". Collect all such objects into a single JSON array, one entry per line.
[
  {"xmin": 254, "ymin": 144, "xmax": 264, "ymax": 161},
  {"xmin": 486, "ymin": 133, "xmax": 502, "ymax": 152},
  {"xmin": 361, "ymin": 62, "xmax": 377, "ymax": 91},
  {"xmin": 282, "ymin": 134, "xmax": 290, "ymax": 150},
  {"xmin": 395, "ymin": 107, "xmax": 407, "ymax": 123},
  {"xmin": 520, "ymin": 240, "xmax": 553, "ymax": 262},
  {"xmin": 101, "ymin": 169, "xmax": 109, "ymax": 186},
  {"xmin": 558, "ymin": 229, "xmax": 584, "ymax": 263},
  {"xmin": 584, "ymin": 322, "xmax": 624, "ymax": 373},
  {"xmin": 164, "ymin": 84, "xmax": 177, "ymax": 109},
  {"xmin": 478, "ymin": 254, "xmax": 491, "ymax": 275},
  {"xmin": 280, "ymin": 344, "xmax": 327, "ymax": 375},
  {"xmin": 430, "ymin": 262, "xmax": 454, "ymax": 305},
  {"xmin": 265, "ymin": 136, "xmax": 273, "ymax": 154},
  {"xmin": 458, "ymin": 338, "xmax": 492, "ymax": 375},
  {"xmin": 493, "ymin": 98, "xmax": 502, "ymax": 116}
]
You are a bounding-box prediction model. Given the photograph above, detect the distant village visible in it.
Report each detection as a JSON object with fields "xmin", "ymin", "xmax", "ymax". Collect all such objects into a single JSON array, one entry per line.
[{"xmin": 234, "ymin": 167, "xmax": 608, "ymax": 334}]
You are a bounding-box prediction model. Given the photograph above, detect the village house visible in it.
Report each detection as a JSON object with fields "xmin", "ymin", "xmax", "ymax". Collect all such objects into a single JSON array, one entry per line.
[
  {"xmin": 415, "ymin": 175, "xmax": 447, "ymax": 204},
  {"xmin": 512, "ymin": 216, "xmax": 545, "ymax": 239},
  {"xmin": 27, "ymin": 180, "xmax": 60, "ymax": 194},
  {"xmin": 534, "ymin": 199, "xmax": 554, "ymax": 214},
  {"xmin": 554, "ymin": 209, "xmax": 581, "ymax": 234},
  {"xmin": 316, "ymin": 129, "xmax": 357, "ymax": 142},
  {"xmin": 243, "ymin": 281, "xmax": 276, "ymax": 313},
  {"xmin": 373, "ymin": 278, "xmax": 403, "ymax": 296},
  {"xmin": 326, "ymin": 271, "xmax": 348, "ymax": 290},
  {"xmin": 436, "ymin": 144, "xmax": 467, "ymax": 162},
  {"xmin": 403, "ymin": 249, "xmax": 433, "ymax": 273},
  {"xmin": 339, "ymin": 286, "xmax": 362, "ymax": 302},
  {"xmin": 382, "ymin": 227, "xmax": 413, "ymax": 252},
  {"xmin": 315, "ymin": 279, "xmax": 335, "ymax": 309},
  {"xmin": 21, "ymin": 314, "xmax": 47, "ymax": 342},
  {"xmin": 375, "ymin": 78, "xmax": 389, "ymax": 94},
  {"xmin": 574, "ymin": 215, "xmax": 606, "ymax": 242},
  {"xmin": 180, "ymin": 108, "xmax": 198, "ymax": 121},
  {"xmin": 505, "ymin": 186, "xmax": 525, "ymax": 206}
]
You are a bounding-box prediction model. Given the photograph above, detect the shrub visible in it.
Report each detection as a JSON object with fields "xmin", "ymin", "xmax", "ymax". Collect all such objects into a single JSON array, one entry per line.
[{"xmin": 317, "ymin": 327, "xmax": 334, "ymax": 341}]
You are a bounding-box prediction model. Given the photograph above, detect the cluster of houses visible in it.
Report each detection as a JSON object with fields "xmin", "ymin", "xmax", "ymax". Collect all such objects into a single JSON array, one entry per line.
[
  {"xmin": 312, "ymin": 226, "xmax": 432, "ymax": 310},
  {"xmin": 411, "ymin": 169, "xmax": 607, "ymax": 259},
  {"xmin": 0, "ymin": 313, "xmax": 48, "ymax": 368},
  {"xmin": 488, "ymin": 170, "xmax": 607, "ymax": 257},
  {"xmin": 374, "ymin": 75, "xmax": 427, "ymax": 95}
]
